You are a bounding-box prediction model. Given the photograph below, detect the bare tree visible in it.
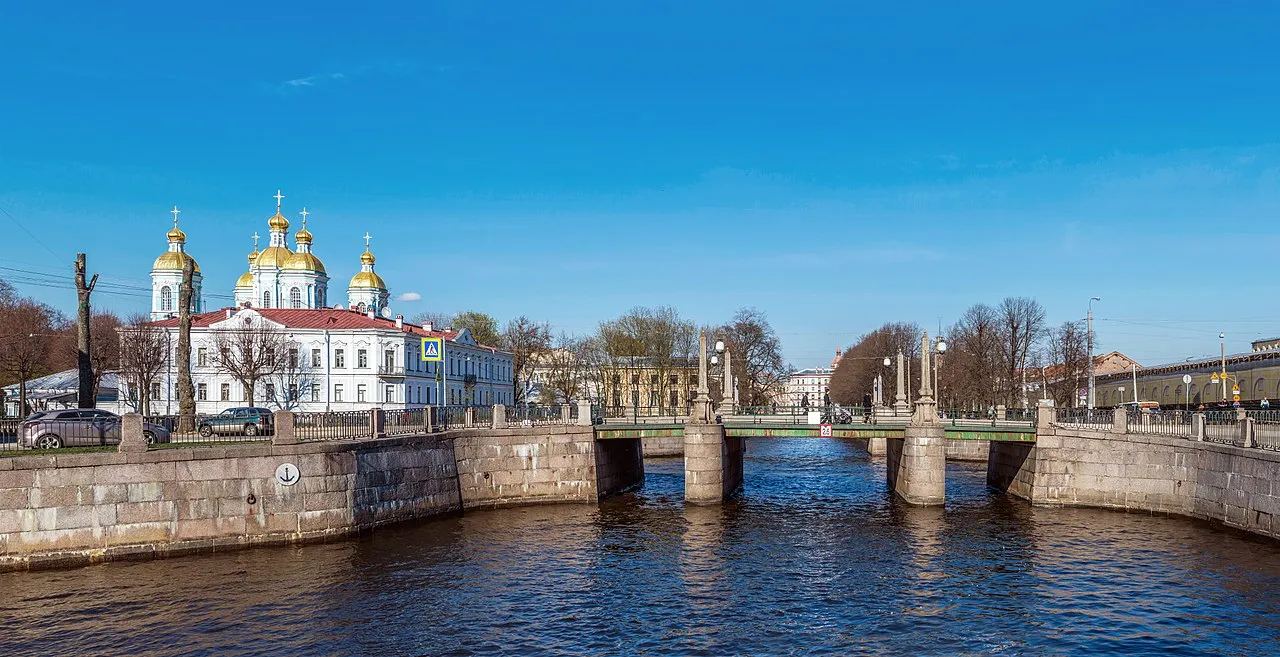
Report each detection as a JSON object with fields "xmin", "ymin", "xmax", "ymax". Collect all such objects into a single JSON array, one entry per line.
[
  {"xmin": 944, "ymin": 303, "xmax": 1002, "ymax": 410},
  {"xmin": 208, "ymin": 313, "xmax": 288, "ymax": 407},
  {"xmin": 998, "ymin": 296, "xmax": 1047, "ymax": 406},
  {"xmin": 176, "ymin": 258, "xmax": 196, "ymax": 427},
  {"xmin": 1044, "ymin": 320, "xmax": 1089, "ymax": 407},
  {"xmin": 118, "ymin": 314, "xmax": 168, "ymax": 415},
  {"xmin": 74, "ymin": 253, "xmax": 99, "ymax": 408},
  {"xmin": 539, "ymin": 333, "xmax": 590, "ymax": 404},
  {"xmin": 829, "ymin": 321, "xmax": 921, "ymax": 405},
  {"xmin": 717, "ymin": 308, "xmax": 787, "ymax": 407},
  {"xmin": 0, "ymin": 299, "xmax": 60, "ymax": 416},
  {"xmin": 410, "ymin": 311, "xmax": 453, "ymax": 330},
  {"xmin": 503, "ymin": 315, "xmax": 551, "ymax": 405},
  {"xmin": 264, "ymin": 343, "xmax": 318, "ymax": 410},
  {"xmin": 598, "ymin": 306, "xmax": 697, "ymax": 411}
]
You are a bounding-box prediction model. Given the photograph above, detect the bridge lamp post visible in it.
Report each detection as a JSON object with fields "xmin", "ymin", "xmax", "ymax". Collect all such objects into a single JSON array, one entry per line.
[
  {"xmin": 934, "ymin": 338, "xmax": 947, "ymax": 409},
  {"xmin": 1087, "ymin": 296, "xmax": 1100, "ymax": 409}
]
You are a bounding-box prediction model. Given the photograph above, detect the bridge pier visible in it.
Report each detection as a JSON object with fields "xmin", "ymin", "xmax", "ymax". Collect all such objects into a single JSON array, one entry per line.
[
  {"xmin": 885, "ymin": 332, "xmax": 946, "ymax": 506},
  {"xmin": 866, "ymin": 435, "xmax": 887, "ymax": 456},
  {"xmin": 683, "ymin": 331, "xmax": 744, "ymax": 505}
]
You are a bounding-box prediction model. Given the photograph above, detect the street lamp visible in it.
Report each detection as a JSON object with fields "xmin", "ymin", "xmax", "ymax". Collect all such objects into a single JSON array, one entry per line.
[
  {"xmin": 1087, "ymin": 296, "xmax": 1100, "ymax": 409},
  {"xmin": 1219, "ymin": 332, "xmax": 1227, "ymax": 402},
  {"xmin": 935, "ymin": 337, "xmax": 947, "ymax": 408}
]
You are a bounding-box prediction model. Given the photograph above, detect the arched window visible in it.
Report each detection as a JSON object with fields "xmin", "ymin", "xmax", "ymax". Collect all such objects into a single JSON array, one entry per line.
[
  {"xmin": 357, "ymin": 302, "xmax": 367, "ymax": 313},
  {"xmin": 290, "ymin": 287, "xmax": 302, "ymax": 309},
  {"xmin": 1163, "ymin": 385, "xmax": 1171, "ymax": 402},
  {"xmin": 1174, "ymin": 385, "xmax": 1183, "ymax": 405},
  {"xmin": 263, "ymin": 291, "xmax": 271, "ymax": 308},
  {"xmin": 1190, "ymin": 384, "xmax": 1199, "ymax": 404},
  {"xmin": 160, "ymin": 286, "xmax": 173, "ymax": 312},
  {"xmin": 1255, "ymin": 378, "xmax": 1267, "ymax": 400}
]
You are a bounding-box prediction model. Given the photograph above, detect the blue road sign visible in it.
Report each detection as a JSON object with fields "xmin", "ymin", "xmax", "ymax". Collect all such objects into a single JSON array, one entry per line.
[{"xmin": 421, "ymin": 337, "xmax": 443, "ymax": 361}]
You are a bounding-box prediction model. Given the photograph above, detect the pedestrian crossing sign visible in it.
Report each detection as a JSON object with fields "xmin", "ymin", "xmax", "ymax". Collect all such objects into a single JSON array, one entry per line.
[{"xmin": 421, "ymin": 337, "xmax": 443, "ymax": 361}]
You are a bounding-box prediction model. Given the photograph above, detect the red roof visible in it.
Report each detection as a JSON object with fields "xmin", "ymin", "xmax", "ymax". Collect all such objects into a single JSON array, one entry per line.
[{"xmin": 147, "ymin": 308, "xmax": 500, "ymax": 350}]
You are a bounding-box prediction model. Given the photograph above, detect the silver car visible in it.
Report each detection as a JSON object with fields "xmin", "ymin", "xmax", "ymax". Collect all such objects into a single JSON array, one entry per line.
[{"xmin": 19, "ymin": 409, "xmax": 170, "ymax": 449}]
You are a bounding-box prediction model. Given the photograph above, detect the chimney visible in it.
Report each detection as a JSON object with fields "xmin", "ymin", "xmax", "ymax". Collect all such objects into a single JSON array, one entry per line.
[
  {"xmin": 424, "ymin": 322, "xmax": 433, "ymax": 332},
  {"xmin": 225, "ymin": 308, "xmax": 233, "ymax": 319},
  {"xmin": 366, "ymin": 309, "xmax": 375, "ymax": 319},
  {"xmin": 395, "ymin": 314, "xmax": 403, "ymax": 329}
]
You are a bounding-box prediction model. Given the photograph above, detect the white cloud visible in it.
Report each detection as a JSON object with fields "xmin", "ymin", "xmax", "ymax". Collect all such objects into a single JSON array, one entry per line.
[
  {"xmin": 282, "ymin": 72, "xmax": 347, "ymax": 89},
  {"xmin": 397, "ymin": 292, "xmax": 422, "ymax": 302}
]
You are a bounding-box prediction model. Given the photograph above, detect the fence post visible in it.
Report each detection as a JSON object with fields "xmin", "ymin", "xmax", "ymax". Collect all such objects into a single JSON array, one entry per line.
[
  {"xmin": 577, "ymin": 398, "xmax": 593, "ymax": 426},
  {"xmin": 465, "ymin": 406, "xmax": 475, "ymax": 427},
  {"xmin": 996, "ymin": 404, "xmax": 1007, "ymax": 421},
  {"xmin": 424, "ymin": 405, "xmax": 434, "ymax": 433},
  {"xmin": 492, "ymin": 404, "xmax": 507, "ymax": 429},
  {"xmin": 1242, "ymin": 417, "xmax": 1255, "ymax": 448},
  {"xmin": 561, "ymin": 404, "xmax": 572, "ymax": 424},
  {"xmin": 273, "ymin": 410, "xmax": 297, "ymax": 445},
  {"xmin": 118, "ymin": 413, "xmax": 148, "ymax": 453},
  {"xmin": 371, "ymin": 407, "xmax": 385, "ymax": 439},
  {"xmin": 1112, "ymin": 407, "xmax": 1128, "ymax": 434},
  {"xmin": 1193, "ymin": 412, "xmax": 1205, "ymax": 441},
  {"xmin": 1036, "ymin": 402, "xmax": 1054, "ymax": 431}
]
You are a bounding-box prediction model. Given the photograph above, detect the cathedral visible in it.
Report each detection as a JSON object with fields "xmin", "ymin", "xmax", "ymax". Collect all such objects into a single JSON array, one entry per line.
[{"xmin": 149, "ymin": 191, "xmax": 390, "ymax": 320}]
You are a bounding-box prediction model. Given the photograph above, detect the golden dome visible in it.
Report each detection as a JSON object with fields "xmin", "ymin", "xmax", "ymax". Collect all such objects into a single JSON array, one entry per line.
[
  {"xmin": 248, "ymin": 248, "xmax": 260, "ymax": 265},
  {"xmin": 349, "ymin": 271, "xmax": 386, "ymax": 290},
  {"xmin": 236, "ymin": 271, "xmax": 254, "ymax": 288},
  {"xmin": 153, "ymin": 251, "xmax": 200, "ymax": 273},
  {"xmin": 268, "ymin": 211, "xmax": 290, "ymax": 231},
  {"xmin": 360, "ymin": 249, "xmax": 376, "ymax": 265},
  {"xmin": 284, "ymin": 251, "xmax": 327, "ymax": 273},
  {"xmin": 253, "ymin": 245, "xmax": 293, "ymax": 269},
  {"xmin": 167, "ymin": 227, "xmax": 187, "ymax": 242},
  {"xmin": 295, "ymin": 226, "xmax": 313, "ymax": 245}
]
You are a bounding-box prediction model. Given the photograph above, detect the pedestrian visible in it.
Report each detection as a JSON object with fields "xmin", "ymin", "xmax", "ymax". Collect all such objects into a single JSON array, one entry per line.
[{"xmin": 1262, "ymin": 398, "xmax": 1271, "ymax": 409}]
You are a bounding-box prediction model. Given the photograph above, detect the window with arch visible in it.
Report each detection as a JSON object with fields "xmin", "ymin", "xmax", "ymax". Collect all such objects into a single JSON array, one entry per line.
[
  {"xmin": 1163, "ymin": 385, "xmax": 1171, "ymax": 402},
  {"xmin": 1255, "ymin": 378, "xmax": 1267, "ymax": 399},
  {"xmin": 1190, "ymin": 384, "xmax": 1199, "ymax": 403},
  {"xmin": 357, "ymin": 302, "xmax": 367, "ymax": 314},
  {"xmin": 1174, "ymin": 385, "xmax": 1183, "ymax": 404},
  {"xmin": 263, "ymin": 291, "xmax": 271, "ymax": 308},
  {"xmin": 290, "ymin": 287, "xmax": 302, "ymax": 309},
  {"xmin": 317, "ymin": 288, "xmax": 326, "ymax": 307},
  {"xmin": 160, "ymin": 286, "xmax": 173, "ymax": 312}
]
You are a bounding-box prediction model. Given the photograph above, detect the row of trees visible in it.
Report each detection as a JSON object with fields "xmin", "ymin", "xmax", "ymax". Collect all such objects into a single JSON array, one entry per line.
[
  {"xmin": 829, "ymin": 296, "xmax": 1090, "ymax": 410},
  {"xmin": 411, "ymin": 306, "xmax": 789, "ymax": 409}
]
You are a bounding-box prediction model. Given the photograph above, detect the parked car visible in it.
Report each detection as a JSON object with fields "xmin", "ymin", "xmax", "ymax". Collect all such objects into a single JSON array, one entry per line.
[
  {"xmin": 19, "ymin": 409, "xmax": 171, "ymax": 449},
  {"xmin": 197, "ymin": 407, "xmax": 275, "ymax": 437}
]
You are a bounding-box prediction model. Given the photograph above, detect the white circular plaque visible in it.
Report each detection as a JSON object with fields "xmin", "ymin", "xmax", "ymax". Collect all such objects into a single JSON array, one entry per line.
[{"xmin": 275, "ymin": 463, "xmax": 300, "ymax": 486}]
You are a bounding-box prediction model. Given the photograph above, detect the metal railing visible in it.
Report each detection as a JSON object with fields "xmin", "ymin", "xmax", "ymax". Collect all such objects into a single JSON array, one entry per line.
[
  {"xmin": 510, "ymin": 404, "xmax": 572, "ymax": 425},
  {"xmin": 1054, "ymin": 408, "xmax": 1114, "ymax": 430},
  {"xmin": 1251, "ymin": 410, "xmax": 1280, "ymax": 451},
  {"xmin": 1126, "ymin": 410, "xmax": 1195, "ymax": 438},
  {"xmin": 1202, "ymin": 410, "xmax": 1240, "ymax": 446},
  {"xmin": 0, "ymin": 418, "xmax": 20, "ymax": 451},
  {"xmin": 296, "ymin": 410, "xmax": 370, "ymax": 441},
  {"xmin": 377, "ymin": 365, "xmax": 406, "ymax": 377},
  {"xmin": 385, "ymin": 408, "xmax": 425, "ymax": 436},
  {"xmin": 145, "ymin": 414, "xmax": 275, "ymax": 444}
]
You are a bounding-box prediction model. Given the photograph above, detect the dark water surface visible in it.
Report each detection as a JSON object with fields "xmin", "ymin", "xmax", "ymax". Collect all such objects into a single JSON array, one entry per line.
[{"xmin": 5, "ymin": 438, "xmax": 1280, "ymax": 656}]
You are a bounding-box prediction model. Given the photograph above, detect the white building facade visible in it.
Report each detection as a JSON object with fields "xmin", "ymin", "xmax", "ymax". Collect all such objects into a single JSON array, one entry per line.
[
  {"xmin": 784, "ymin": 367, "xmax": 832, "ymax": 407},
  {"xmin": 135, "ymin": 192, "xmax": 513, "ymax": 413}
]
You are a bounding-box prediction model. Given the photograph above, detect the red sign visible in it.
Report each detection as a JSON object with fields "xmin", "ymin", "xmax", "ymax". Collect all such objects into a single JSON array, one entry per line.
[{"xmin": 819, "ymin": 423, "xmax": 833, "ymax": 437}]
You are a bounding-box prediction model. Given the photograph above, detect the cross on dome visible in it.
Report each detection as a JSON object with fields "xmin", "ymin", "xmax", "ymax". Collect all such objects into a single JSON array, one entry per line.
[
  {"xmin": 251, "ymin": 232, "xmax": 260, "ymax": 249},
  {"xmin": 274, "ymin": 189, "xmax": 285, "ymax": 210},
  {"xmin": 363, "ymin": 232, "xmax": 373, "ymax": 248},
  {"xmin": 170, "ymin": 205, "xmax": 181, "ymax": 227},
  {"xmin": 299, "ymin": 207, "xmax": 309, "ymax": 227}
]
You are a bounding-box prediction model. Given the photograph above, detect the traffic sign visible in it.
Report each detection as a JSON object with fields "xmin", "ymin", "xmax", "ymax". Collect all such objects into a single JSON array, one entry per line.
[
  {"xmin": 1182, "ymin": 374, "xmax": 1192, "ymax": 385},
  {"xmin": 819, "ymin": 423, "xmax": 833, "ymax": 437},
  {"xmin": 1234, "ymin": 394, "xmax": 1241, "ymax": 402},
  {"xmin": 1232, "ymin": 384, "xmax": 1240, "ymax": 394},
  {"xmin": 275, "ymin": 463, "xmax": 300, "ymax": 486},
  {"xmin": 421, "ymin": 337, "xmax": 443, "ymax": 361}
]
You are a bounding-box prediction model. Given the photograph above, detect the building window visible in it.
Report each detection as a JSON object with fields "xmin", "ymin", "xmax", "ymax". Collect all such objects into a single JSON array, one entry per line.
[
  {"xmin": 159, "ymin": 286, "xmax": 173, "ymax": 312},
  {"xmin": 335, "ymin": 349, "xmax": 345, "ymax": 368},
  {"xmin": 385, "ymin": 385, "xmax": 394, "ymax": 403},
  {"xmin": 631, "ymin": 374, "xmax": 640, "ymax": 385},
  {"xmin": 650, "ymin": 374, "xmax": 659, "ymax": 386},
  {"xmin": 221, "ymin": 383, "xmax": 230, "ymax": 401},
  {"xmin": 317, "ymin": 288, "xmax": 325, "ymax": 307},
  {"xmin": 334, "ymin": 384, "xmax": 344, "ymax": 402},
  {"xmin": 357, "ymin": 385, "xmax": 367, "ymax": 402},
  {"xmin": 290, "ymin": 287, "xmax": 302, "ymax": 309},
  {"xmin": 669, "ymin": 390, "xmax": 679, "ymax": 407},
  {"xmin": 151, "ymin": 382, "xmax": 162, "ymax": 400},
  {"xmin": 263, "ymin": 291, "xmax": 271, "ymax": 308},
  {"xmin": 311, "ymin": 349, "xmax": 321, "ymax": 367},
  {"xmin": 265, "ymin": 383, "xmax": 276, "ymax": 401},
  {"xmin": 648, "ymin": 391, "xmax": 659, "ymax": 406},
  {"xmin": 357, "ymin": 349, "xmax": 368, "ymax": 368},
  {"xmin": 669, "ymin": 375, "xmax": 679, "ymax": 385},
  {"xmin": 197, "ymin": 383, "xmax": 207, "ymax": 401},
  {"xmin": 197, "ymin": 347, "xmax": 207, "ymax": 367},
  {"xmin": 288, "ymin": 348, "xmax": 298, "ymax": 368},
  {"xmin": 357, "ymin": 302, "xmax": 367, "ymax": 314}
]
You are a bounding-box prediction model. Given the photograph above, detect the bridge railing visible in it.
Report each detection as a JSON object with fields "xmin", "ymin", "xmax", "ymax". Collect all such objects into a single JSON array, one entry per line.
[
  {"xmin": 1250, "ymin": 410, "xmax": 1280, "ymax": 451},
  {"xmin": 1127, "ymin": 409, "xmax": 1195, "ymax": 438},
  {"xmin": 1054, "ymin": 408, "xmax": 1113, "ymax": 430},
  {"xmin": 1203, "ymin": 410, "xmax": 1241, "ymax": 446}
]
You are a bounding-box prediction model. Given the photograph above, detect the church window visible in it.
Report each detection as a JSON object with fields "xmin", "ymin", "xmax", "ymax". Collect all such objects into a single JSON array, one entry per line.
[
  {"xmin": 263, "ymin": 291, "xmax": 271, "ymax": 308},
  {"xmin": 290, "ymin": 287, "xmax": 302, "ymax": 309},
  {"xmin": 357, "ymin": 302, "xmax": 367, "ymax": 314},
  {"xmin": 317, "ymin": 288, "xmax": 326, "ymax": 307},
  {"xmin": 160, "ymin": 286, "xmax": 173, "ymax": 312}
]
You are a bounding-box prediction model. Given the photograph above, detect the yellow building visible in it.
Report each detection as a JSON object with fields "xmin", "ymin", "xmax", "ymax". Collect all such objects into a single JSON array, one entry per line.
[{"xmin": 1096, "ymin": 339, "xmax": 1280, "ymax": 408}]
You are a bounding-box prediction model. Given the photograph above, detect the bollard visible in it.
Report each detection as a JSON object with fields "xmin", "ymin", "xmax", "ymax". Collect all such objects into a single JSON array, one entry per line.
[
  {"xmin": 996, "ymin": 404, "xmax": 1007, "ymax": 421},
  {"xmin": 118, "ymin": 413, "xmax": 148, "ymax": 453},
  {"xmin": 465, "ymin": 406, "xmax": 475, "ymax": 427},
  {"xmin": 272, "ymin": 410, "xmax": 298, "ymax": 445}
]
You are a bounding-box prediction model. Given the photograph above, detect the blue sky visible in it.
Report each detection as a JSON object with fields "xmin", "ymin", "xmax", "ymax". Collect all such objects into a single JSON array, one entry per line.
[{"xmin": 2, "ymin": 1, "xmax": 1280, "ymax": 368}]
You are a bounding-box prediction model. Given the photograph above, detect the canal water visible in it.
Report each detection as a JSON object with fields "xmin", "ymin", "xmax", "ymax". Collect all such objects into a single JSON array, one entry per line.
[{"xmin": 6, "ymin": 438, "xmax": 1280, "ymax": 656}]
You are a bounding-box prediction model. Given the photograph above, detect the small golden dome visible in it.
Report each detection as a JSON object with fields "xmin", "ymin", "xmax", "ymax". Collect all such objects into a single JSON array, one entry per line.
[
  {"xmin": 248, "ymin": 248, "xmax": 260, "ymax": 265},
  {"xmin": 284, "ymin": 252, "xmax": 327, "ymax": 273},
  {"xmin": 348, "ymin": 271, "xmax": 386, "ymax": 290},
  {"xmin": 153, "ymin": 251, "xmax": 200, "ymax": 273},
  {"xmin": 236, "ymin": 271, "xmax": 254, "ymax": 288},
  {"xmin": 167, "ymin": 227, "xmax": 187, "ymax": 242},
  {"xmin": 360, "ymin": 249, "xmax": 376, "ymax": 265},
  {"xmin": 253, "ymin": 245, "xmax": 293, "ymax": 269},
  {"xmin": 295, "ymin": 227, "xmax": 313, "ymax": 245},
  {"xmin": 268, "ymin": 211, "xmax": 290, "ymax": 231}
]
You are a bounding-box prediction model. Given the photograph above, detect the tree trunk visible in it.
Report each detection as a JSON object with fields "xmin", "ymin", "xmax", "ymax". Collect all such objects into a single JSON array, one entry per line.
[
  {"xmin": 75, "ymin": 253, "xmax": 98, "ymax": 408},
  {"xmin": 177, "ymin": 260, "xmax": 196, "ymax": 429},
  {"xmin": 19, "ymin": 379, "xmax": 28, "ymax": 417}
]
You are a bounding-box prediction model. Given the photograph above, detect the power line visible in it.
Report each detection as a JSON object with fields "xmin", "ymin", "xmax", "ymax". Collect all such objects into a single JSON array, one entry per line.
[{"xmin": 0, "ymin": 202, "xmax": 61, "ymax": 261}]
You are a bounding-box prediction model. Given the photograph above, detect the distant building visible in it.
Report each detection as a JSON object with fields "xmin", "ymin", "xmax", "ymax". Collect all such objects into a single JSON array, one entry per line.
[
  {"xmin": 785, "ymin": 367, "xmax": 832, "ymax": 407},
  {"xmin": 3, "ymin": 369, "xmax": 124, "ymax": 417},
  {"xmin": 1096, "ymin": 348, "xmax": 1280, "ymax": 408}
]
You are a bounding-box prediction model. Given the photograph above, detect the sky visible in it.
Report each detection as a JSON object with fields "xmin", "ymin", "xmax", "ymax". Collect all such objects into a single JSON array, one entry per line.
[{"xmin": 2, "ymin": 1, "xmax": 1280, "ymax": 369}]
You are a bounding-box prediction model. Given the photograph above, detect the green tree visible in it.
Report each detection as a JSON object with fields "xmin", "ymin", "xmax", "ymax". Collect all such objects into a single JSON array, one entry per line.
[{"xmin": 453, "ymin": 311, "xmax": 504, "ymax": 348}]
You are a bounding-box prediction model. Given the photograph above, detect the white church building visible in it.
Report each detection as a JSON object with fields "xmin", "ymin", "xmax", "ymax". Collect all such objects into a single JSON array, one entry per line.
[{"xmin": 137, "ymin": 192, "xmax": 513, "ymax": 413}]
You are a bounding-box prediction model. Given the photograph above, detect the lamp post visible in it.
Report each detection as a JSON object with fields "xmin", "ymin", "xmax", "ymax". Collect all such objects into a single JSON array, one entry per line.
[
  {"xmin": 1087, "ymin": 296, "xmax": 1100, "ymax": 409},
  {"xmin": 1219, "ymin": 332, "xmax": 1227, "ymax": 402},
  {"xmin": 934, "ymin": 337, "xmax": 948, "ymax": 409}
]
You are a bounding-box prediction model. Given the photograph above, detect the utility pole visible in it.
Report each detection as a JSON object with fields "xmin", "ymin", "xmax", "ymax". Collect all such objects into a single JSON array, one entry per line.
[
  {"xmin": 177, "ymin": 258, "xmax": 195, "ymax": 428},
  {"xmin": 1220, "ymin": 332, "xmax": 1227, "ymax": 402},
  {"xmin": 1087, "ymin": 297, "xmax": 1100, "ymax": 409},
  {"xmin": 74, "ymin": 253, "xmax": 99, "ymax": 409}
]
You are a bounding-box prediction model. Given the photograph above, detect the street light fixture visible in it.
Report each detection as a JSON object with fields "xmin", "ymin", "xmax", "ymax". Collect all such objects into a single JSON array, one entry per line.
[
  {"xmin": 1087, "ymin": 296, "xmax": 1100, "ymax": 409},
  {"xmin": 1219, "ymin": 332, "xmax": 1228, "ymax": 402},
  {"xmin": 934, "ymin": 338, "xmax": 947, "ymax": 407}
]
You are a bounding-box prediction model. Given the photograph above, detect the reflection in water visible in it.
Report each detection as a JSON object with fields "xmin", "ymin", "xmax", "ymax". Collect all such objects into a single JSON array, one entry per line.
[{"xmin": 4, "ymin": 438, "xmax": 1280, "ymax": 656}]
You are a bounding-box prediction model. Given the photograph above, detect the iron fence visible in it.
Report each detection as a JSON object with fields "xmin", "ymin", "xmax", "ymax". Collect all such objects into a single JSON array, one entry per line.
[
  {"xmin": 385, "ymin": 408, "xmax": 426, "ymax": 436},
  {"xmin": 1203, "ymin": 410, "xmax": 1241, "ymax": 446},
  {"xmin": 1127, "ymin": 410, "xmax": 1195, "ymax": 438},
  {"xmin": 145, "ymin": 414, "xmax": 275, "ymax": 444},
  {"xmin": 0, "ymin": 418, "xmax": 20, "ymax": 451},
  {"xmin": 1249, "ymin": 410, "xmax": 1280, "ymax": 451},
  {"xmin": 440, "ymin": 405, "xmax": 469, "ymax": 428},
  {"xmin": 296, "ymin": 410, "xmax": 370, "ymax": 441},
  {"xmin": 1054, "ymin": 408, "xmax": 1114, "ymax": 430},
  {"xmin": 510, "ymin": 404, "xmax": 571, "ymax": 425}
]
